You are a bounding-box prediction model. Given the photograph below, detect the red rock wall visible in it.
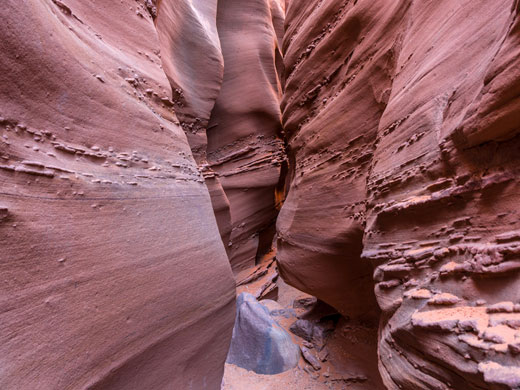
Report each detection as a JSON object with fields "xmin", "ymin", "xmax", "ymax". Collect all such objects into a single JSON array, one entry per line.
[
  {"xmin": 279, "ymin": 0, "xmax": 520, "ymax": 389},
  {"xmin": 154, "ymin": 0, "xmax": 235, "ymax": 256},
  {"xmin": 0, "ymin": 1, "xmax": 235, "ymax": 389},
  {"xmin": 158, "ymin": 0, "xmax": 286, "ymax": 273},
  {"xmin": 206, "ymin": 0, "xmax": 286, "ymax": 272}
]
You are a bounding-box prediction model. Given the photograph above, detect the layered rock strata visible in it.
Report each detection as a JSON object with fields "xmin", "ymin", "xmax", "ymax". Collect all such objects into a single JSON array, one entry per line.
[
  {"xmin": 278, "ymin": 0, "xmax": 520, "ymax": 389},
  {"xmin": 158, "ymin": 0, "xmax": 286, "ymax": 273},
  {"xmin": 0, "ymin": 1, "xmax": 235, "ymax": 389},
  {"xmin": 206, "ymin": 0, "xmax": 286, "ymax": 272}
]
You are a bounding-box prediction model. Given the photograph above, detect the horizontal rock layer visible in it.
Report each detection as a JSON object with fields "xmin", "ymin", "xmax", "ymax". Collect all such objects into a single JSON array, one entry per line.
[{"xmin": 278, "ymin": 0, "xmax": 520, "ymax": 389}]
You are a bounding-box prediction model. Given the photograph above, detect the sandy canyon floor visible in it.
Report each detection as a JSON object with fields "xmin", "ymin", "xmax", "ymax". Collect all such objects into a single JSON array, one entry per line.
[{"xmin": 221, "ymin": 263, "xmax": 382, "ymax": 390}]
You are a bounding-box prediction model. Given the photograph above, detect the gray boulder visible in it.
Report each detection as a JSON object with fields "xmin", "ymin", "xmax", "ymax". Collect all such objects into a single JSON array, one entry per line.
[{"xmin": 226, "ymin": 293, "xmax": 300, "ymax": 374}]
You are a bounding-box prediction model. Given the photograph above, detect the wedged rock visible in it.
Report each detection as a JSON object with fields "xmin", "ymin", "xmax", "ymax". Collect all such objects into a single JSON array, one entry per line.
[
  {"xmin": 301, "ymin": 346, "xmax": 321, "ymax": 371},
  {"xmin": 290, "ymin": 299, "xmax": 339, "ymax": 350},
  {"xmin": 226, "ymin": 293, "xmax": 300, "ymax": 375},
  {"xmin": 289, "ymin": 317, "xmax": 336, "ymax": 351},
  {"xmin": 290, "ymin": 319, "xmax": 315, "ymax": 343}
]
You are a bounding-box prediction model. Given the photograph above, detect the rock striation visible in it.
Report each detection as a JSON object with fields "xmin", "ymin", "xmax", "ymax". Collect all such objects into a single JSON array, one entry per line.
[
  {"xmin": 0, "ymin": 1, "xmax": 236, "ymax": 389},
  {"xmin": 278, "ymin": 0, "xmax": 520, "ymax": 389},
  {"xmin": 3, "ymin": 0, "xmax": 520, "ymax": 388},
  {"xmin": 206, "ymin": 0, "xmax": 286, "ymax": 272},
  {"xmin": 157, "ymin": 0, "xmax": 286, "ymax": 274}
]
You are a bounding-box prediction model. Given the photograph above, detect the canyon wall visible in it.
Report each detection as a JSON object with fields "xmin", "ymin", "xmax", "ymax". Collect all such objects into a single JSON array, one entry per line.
[
  {"xmin": 154, "ymin": 0, "xmax": 234, "ymax": 256},
  {"xmin": 0, "ymin": 1, "xmax": 235, "ymax": 389},
  {"xmin": 279, "ymin": 0, "xmax": 520, "ymax": 389},
  {"xmin": 3, "ymin": 0, "xmax": 520, "ymax": 388},
  {"xmin": 206, "ymin": 0, "xmax": 286, "ymax": 273},
  {"xmin": 158, "ymin": 0, "xmax": 286, "ymax": 273}
]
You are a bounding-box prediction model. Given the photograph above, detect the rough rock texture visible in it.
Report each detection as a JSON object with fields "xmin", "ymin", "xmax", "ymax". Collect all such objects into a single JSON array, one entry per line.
[
  {"xmin": 206, "ymin": 0, "xmax": 286, "ymax": 272},
  {"xmin": 157, "ymin": 0, "xmax": 286, "ymax": 273},
  {"xmin": 279, "ymin": 0, "xmax": 520, "ymax": 389},
  {"xmin": 226, "ymin": 293, "xmax": 300, "ymax": 374},
  {"xmin": 0, "ymin": 1, "xmax": 236, "ymax": 389},
  {"xmin": 5, "ymin": 0, "xmax": 520, "ymax": 388},
  {"xmin": 278, "ymin": 0, "xmax": 384, "ymax": 321},
  {"xmin": 236, "ymin": 251, "xmax": 279, "ymax": 300}
]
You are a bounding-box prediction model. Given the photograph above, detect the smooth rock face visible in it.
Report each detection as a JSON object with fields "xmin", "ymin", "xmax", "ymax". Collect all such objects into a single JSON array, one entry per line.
[
  {"xmin": 154, "ymin": 0, "xmax": 235, "ymax": 257},
  {"xmin": 227, "ymin": 293, "xmax": 300, "ymax": 375},
  {"xmin": 0, "ymin": 1, "xmax": 235, "ymax": 389},
  {"xmin": 279, "ymin": 0, "xmax": 520, "ymax": 389}
]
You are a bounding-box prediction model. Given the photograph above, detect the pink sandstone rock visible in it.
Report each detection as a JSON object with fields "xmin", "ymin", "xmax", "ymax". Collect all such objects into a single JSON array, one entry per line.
[
  {"xmin": 3, "ymin": 0, "xmax": 520, "ymax": 388},
  {"xmin": 0, "ymin": 1, "xmax": 235, "ymax": 389},
  {"xmin": 158, "ymin": 0, "xmax": 286, "ymax": 274},
  {"xmin": 278, "ymin": 0, "xmax": 520, "ymax": 388},
  {"xmin": 206, "ymin": 0, "xmax": 286, "ymax": 272}
]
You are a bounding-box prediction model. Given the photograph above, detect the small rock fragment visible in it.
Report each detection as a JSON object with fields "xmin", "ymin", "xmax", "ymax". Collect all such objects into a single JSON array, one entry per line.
[{"xmin": 301, "ymin": 346, "xmax": 321, "ymax": 371}]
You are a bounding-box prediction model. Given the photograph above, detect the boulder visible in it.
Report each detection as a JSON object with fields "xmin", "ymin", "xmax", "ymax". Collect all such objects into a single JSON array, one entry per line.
[{"xmin": 226, "ymin": 293, "xmax": 300, "ymax": 374}]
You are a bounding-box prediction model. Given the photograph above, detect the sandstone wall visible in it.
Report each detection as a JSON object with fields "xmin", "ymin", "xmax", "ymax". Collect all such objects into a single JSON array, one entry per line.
[
  {"xmin": 0, "ymin": 1, "xmax": 235, "ymax": 389},
  {"xmin": 279, "ymin": 0, "xmax": 520, "ymax": 388},
  {"xmin": 159, "ymin": 0, "xmax": 286, "ymax": 273},
  {"xmin": 206, "ymin": 0, "xmax": 286, "ymax": 272}
]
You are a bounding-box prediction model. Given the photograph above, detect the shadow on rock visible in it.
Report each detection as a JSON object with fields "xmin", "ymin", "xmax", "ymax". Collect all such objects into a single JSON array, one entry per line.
[{"xmin": 226, "ymin": 293, "xmax": 300, "ymax": 374}]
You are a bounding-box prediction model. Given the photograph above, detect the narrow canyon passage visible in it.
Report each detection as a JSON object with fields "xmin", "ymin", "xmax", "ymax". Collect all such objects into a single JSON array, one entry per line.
[{"xmin": 1, "ymin": 0, "xmax": 520, "ymax": 390}]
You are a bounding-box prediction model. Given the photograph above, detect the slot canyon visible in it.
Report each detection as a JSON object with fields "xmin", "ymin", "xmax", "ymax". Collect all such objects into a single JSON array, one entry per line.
[{"xmin": 1, "ymin": 0, "xmax": 520, "ymax": 389}]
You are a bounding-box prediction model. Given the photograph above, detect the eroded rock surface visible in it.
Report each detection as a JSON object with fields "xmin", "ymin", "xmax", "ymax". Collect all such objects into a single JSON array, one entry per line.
[
  {"xmin": 279, "ymin": 0, "xmax": 520, "ymax": 389},
  {"xmin": 154, "ymin": 0, "xmax": 234, "ymax": 257},
  {"xmin": 158, "ymin": 0, "xmax": 286, "ymax": 274},
  {"xmin": 206, "ymin": 0, "xmax": 286, "ymax": 272},
  {"xmin": 0, "ymin": 1, "xmax": 235, "ymax": 389},
  {"xmin": 4, "ymin": 0, "xmax": 520, "ymax": 388}
]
